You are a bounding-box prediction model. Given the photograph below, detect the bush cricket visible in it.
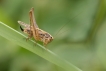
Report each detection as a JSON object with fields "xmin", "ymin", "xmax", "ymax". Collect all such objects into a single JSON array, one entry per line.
[{"xmin": 18, "ymin": 7, "xmax": 53, "ymax": 46}]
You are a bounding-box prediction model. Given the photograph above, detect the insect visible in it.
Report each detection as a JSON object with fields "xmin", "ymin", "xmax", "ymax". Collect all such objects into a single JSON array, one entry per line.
[{"xmin": 18, "ymin": 7, "xmax": 53, "ymax": 46}]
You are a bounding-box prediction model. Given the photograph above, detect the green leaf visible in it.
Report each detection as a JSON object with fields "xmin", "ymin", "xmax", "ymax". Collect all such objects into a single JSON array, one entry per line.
[{"xmin": 0, "ymin": 21, "xmax": 82, "ymax": 71}]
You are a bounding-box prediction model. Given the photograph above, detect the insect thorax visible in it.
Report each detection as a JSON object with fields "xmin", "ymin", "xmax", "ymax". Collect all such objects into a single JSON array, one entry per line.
[{"xmin": 36, "ymin": 28, "xmax": 53, "ymax": 44}]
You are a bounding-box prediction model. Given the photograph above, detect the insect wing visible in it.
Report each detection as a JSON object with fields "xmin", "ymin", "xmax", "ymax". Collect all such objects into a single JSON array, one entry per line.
[{"xmin": 18, "ymin": 21, "xmax": 30, "ymax": 28}]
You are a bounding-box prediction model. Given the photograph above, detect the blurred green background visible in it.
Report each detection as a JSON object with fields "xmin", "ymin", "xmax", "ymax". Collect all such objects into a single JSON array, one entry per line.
[{"xmin": 0, "ymin": 0, "xmax": 106, "ymax": 71}]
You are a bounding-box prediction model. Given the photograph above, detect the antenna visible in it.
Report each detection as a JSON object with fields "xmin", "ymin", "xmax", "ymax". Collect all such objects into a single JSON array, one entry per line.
[{"xmin": 53, "ymin": 11, "xmax": 84, "ymax": 38}]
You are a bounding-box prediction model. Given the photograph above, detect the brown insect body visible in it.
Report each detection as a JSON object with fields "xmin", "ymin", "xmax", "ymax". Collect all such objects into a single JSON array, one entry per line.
[
  {"xmin": 18, "ymin": 7, "xmax": 53, "ymax": 46},
  {"xmin": 18, "ymin": 21, "xmax": 33, "ymax": 39},
  {"xmin": 34, "ymin": 28, "xmax": 53, "ymax": 45}
]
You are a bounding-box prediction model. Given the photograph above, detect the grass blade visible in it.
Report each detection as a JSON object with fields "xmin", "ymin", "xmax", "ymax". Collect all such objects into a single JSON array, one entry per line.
[{"xmin": 0, "ymin": 21, "xmax": 82, "ymax": 71}]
